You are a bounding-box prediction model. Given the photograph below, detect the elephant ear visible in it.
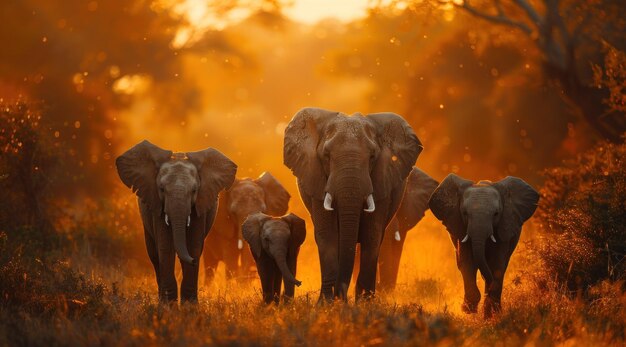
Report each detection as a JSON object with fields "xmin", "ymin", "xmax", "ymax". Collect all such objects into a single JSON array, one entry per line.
[
  {"xmin": 395, "ymin": 167, "xmax": 439, "ymax": 230},
  {"xmin": 187, "ymin": 148, "xmax": 237, "ymax": 217},
  {"xmin": 283, "ymin": 107, "xmax": 338, "ymax": 200},
  {"xmin": 255, "ymin": 172, "xmax": 290, "ymax": 216},
  {"xmin": 366, "ymin": 113, "xmax": 423, "ymax": 200},
  {"xmin": 115, "ymin": 140, "xmax": 172, "ymax": 212},
  {"xmin": 242, "ymin": 212, "xmax": 271, "ymax": 258},
  {"xmin": 282, "ymin": 213, "xmax": 306, "ymax": 253},
  {"xmin": 428, "ymin": 173, "xmax": 474, "ymax": 240},
  {"xmin": 493, "ymin": 176, "xmax": 540, "ymax": 241}
]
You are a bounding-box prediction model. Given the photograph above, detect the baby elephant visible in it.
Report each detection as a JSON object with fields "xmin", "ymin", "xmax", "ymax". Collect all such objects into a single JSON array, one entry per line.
[
  {"xmin": 429, "ymin": 174, "xmax": 539, "ymax": 318},
  {"xmin": 242, "ymin": 212, "xmax": 306, "ymax": 304}
]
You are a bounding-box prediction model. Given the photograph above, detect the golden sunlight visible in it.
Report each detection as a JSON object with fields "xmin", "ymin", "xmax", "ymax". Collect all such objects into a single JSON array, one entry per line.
[{"xmin": 284, "ymin": 0, "xmax": 370, "ymax": 23}]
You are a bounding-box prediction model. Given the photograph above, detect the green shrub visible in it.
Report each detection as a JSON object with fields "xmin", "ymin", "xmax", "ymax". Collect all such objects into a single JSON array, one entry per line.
[{"xmin": 535, "ymin": 137, "xmax": 626, "ymax": 291}]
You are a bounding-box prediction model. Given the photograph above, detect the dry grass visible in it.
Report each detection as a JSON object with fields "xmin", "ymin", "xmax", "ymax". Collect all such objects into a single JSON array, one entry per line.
[{"xmin": 2, "ymin": 219, "xmax": 626, "ymax": 347}]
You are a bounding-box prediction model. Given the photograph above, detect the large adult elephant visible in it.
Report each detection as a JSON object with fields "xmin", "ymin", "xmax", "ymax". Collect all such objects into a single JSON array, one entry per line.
[
  {"xmin": 203, "ymin": 172, "xmax": 290, "ymax": 284},
  {"xmin": 116, "ymin": 140, "xmax": 237, "ymax": 303},
  {"xmin": 284, "ymin": 107, "xmax": 422, "ymax": 301},
  {"xmin": 429, "ymin": 174, "xmax": 539, "ymax": 318},
  {"xmin": 377, "ymin": 167, "xmax": 438, "ymax": 291}
]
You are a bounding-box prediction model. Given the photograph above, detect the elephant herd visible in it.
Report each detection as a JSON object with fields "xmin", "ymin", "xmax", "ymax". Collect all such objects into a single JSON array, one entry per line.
[{"xmin": 116, "ymin": 107, "xmax": 539, "ymax": 318}]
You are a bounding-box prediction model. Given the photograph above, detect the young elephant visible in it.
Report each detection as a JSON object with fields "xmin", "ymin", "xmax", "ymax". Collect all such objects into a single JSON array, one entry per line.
[
  {"xmin": 116, "ymin": 140, "xmax": 236, "ymax": 303},
  {"xmin": 429, "ymin": 174, "xmax": 539, "ymax": 318},
  {"xmin": 242, "ymin": 212, "xmax": 306, "ymax": 304}
]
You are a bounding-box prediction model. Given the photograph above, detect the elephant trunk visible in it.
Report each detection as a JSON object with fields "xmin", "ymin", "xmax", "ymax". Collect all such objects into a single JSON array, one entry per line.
[
  {"xmin": 274, "ymin": 250, "xmax": 301, "ymax": 287},
  {"xmin": 335, "ymin": 182, "xmax": 362, "ymax": 300},
  {"xmin": 471, "ymin": 236, "xmax": 493, "ymax": 284},
  {"xmin": 171, "ymin": 210, "xmax": 195, "ymax": 265}
]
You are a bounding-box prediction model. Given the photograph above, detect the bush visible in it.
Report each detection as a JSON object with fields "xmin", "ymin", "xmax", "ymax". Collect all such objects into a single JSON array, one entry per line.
[
  {"xmin": 534, "ymin": 137, "xmax": 626, "ymax": 291},
  {"xmin": 0, "ymin": 101, "xmax": 60, "ymax": 233}
]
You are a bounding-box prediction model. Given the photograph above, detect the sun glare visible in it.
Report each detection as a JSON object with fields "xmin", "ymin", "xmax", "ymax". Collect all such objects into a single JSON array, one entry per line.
[{"xmin": 284, "ymin": 0, "xmax": 371, "ymax": 24}]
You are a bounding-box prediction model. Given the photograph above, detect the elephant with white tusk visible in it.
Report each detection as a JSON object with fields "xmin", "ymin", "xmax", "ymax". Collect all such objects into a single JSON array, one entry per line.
[
  {"xmin": 284, "ymin": 107, "xmax": 423, "ymax": 301},
  {"xmin": 116, "ymin": 140, "xmax": 236, "ymax": 303},
  {"xmin": 376, "ymin": 167, "xmax": 439, "ymax": 291},
  {"xmin": 353, "ymin": 167, "xmax": 438, "ymax": 291},
  {"xmin": 429, "ymin": 174, "xmax": 539, "ymax": 318},
  {"xmin": 203, "ymin": 172, "xmax": 290, "ymax": 285}
]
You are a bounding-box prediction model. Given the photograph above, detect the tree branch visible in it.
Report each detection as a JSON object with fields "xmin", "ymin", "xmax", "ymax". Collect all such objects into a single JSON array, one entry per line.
[
  {"xmin": 512, "ymin": 0, "xmax": 542, "ymax": 27},
  {"xmin": 454, "ymin": 0, "xmax": 533, "ymax": 35},
  {"xmin": 549, "ymin": 0, "xmax": 571, "ymax": 45}
]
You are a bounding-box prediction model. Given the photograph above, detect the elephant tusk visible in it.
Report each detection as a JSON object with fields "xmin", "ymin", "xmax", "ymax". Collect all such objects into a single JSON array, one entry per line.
[
  {"xmin": 364, "ymin": 194, "xmax": 375, "ymax": 213},
  {"xmin": 394, "ymin": 231, "xmax": 401, "ymax": 241},
  {"xmin": 461, "ymin": 234, "xmax": 469, "ymax": 243},
  {"xmin": 323, "ymin": 192, "xmax": 334, "ymax": 211},
  {"xmin": 165, "ymin": 214, "xmax": 170, "ymax": 226},
  {"xmin": 187, "ymin": 215, "xmax": 191, "ymax": 227},
  {"xmin": 490, "ymin": 234, "xmax": 497, "ymax": 243},
  {"xmin": 237, "ymin": 239, "xmax": 243, "ymax": 250}
]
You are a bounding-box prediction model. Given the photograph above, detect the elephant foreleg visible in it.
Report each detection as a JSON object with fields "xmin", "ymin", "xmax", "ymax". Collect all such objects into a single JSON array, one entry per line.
[
  {"xmin": 483, "ymin": 240, "xmax": 515, "ymax": 318},
  {"xmin": 141, "ymin": 203, "xmax": 161, "ymax": 295},
  {"xmin": 223, "ymin": 244, "xmax": 239, "ymax": 281},
  {"xmin": 256, "ymin": 253, "xmax": 276, "ymax": 304},
  {"xmin": 157, "ymin": 245, "xmax": 177, "ymax": 303},
  {"xmin": 239, "ymin": 247, "xmax": 256, "ymax": 283},
  {"xmin": 180, "ymin": 261, "xmax": 200, "ymax": 302},
  {"xmin": 180, "ymin": 217, "xmax": 207, "ymax": 303},
  {"xmin": 377, "ymin": 222, "xmax": 405, "ymax": 292},
  {"xmin": 458, "ymin": 242, "xmax": 480, "ymax": 313},
  {"xmin": 144, "ymin": 228, "xmax": 160, "ymax": 293},
  {"xmin": 355, "ymin": 210, "xmax": 387, "ymax": 300},
  {"xmin": 312, "ymin": 200, "xmax": 338, "ymax": 303},
  {"xmin": 203, "ymin": 251, "xmax": 218, "ymax": 286},
  {"xmin": 272, "ymin": 263, "xmax": 282, "ymax": 304}
]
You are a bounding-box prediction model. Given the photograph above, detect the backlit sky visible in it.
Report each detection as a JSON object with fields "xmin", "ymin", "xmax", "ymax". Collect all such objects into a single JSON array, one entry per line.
[
  {"xmin": 178, "ymin": 0, "xmax": 371, "ymax": 30},
  {"xmin": 284, "ymin": 0, "xmax": 371, "ymax": 23}
]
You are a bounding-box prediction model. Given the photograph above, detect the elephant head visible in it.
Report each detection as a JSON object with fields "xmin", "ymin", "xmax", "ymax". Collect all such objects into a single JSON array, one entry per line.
[
  {"xmin": 429, "ymin": 174, "xmax": 539, "ymax": 283},
  {"xmin": 242, "ymin": 212, "xmax": 306, "ymax": 287},
  {"xmin": 227, "ymin": 172, "xmax": 290, "ymax": 249},
  {"xmin": 284, "ymin": 107, "xmax": 422, "ymax": 295},
  {"xmin": 116, "ymin": 140, "xmax": 237, "ymax": 265}
]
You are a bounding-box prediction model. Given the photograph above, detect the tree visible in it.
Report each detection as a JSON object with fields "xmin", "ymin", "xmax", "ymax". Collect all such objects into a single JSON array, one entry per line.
[{"xmin": 440, "ymin": 0, "xmax": 626, "ymax": 142}]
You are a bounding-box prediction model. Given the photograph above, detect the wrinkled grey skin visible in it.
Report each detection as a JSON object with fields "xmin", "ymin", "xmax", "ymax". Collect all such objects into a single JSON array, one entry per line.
[
  {"xmin": 242, "ymin": 213, "xmax": 306, "ymax": 304},
  {"xmin": 284, "ymin": 107, "xmax": 422, "ymax": 301},
  {"xmin": 116, "ymin": 140, "xmax": 236, "ymax": 303},
  {"xmin": 374, "ymin": 167, "xmax": 438, "ymax": 291},
  {"xmin": 429, "ymin": 174, "xmax": 539, "ymax": 318},
  {"xmin": 203, "ymin": 172, "xmax": 290, "ymax": 284}
]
